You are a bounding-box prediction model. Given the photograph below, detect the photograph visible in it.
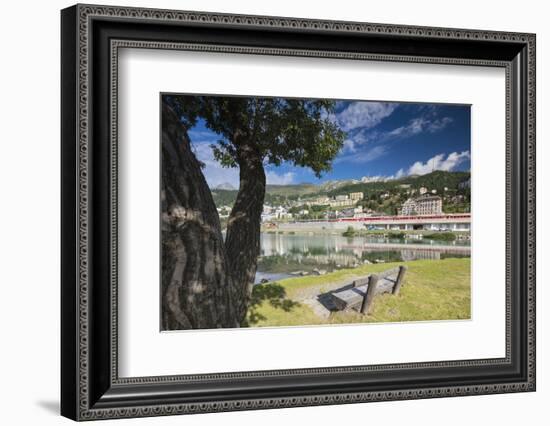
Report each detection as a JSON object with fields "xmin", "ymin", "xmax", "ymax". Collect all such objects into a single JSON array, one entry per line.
[
  {"xmin": 161, "ymin": 94, "xmax": 472, "ymax": 331},
  {"xmin": 56, "ymin": 3, "xmax": 536, "ymax": 421}
]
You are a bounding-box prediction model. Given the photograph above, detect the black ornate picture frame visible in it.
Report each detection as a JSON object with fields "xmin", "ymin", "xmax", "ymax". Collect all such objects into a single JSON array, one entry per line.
[{"xmin": 61, "ymin": 4, "xmax": 536, "ymax": 421}]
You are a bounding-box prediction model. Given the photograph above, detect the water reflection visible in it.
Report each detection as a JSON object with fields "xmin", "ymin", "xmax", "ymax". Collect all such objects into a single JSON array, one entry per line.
[{"xmin": 256, "ymin": 232, "xmax": 470, "ymax": 283}]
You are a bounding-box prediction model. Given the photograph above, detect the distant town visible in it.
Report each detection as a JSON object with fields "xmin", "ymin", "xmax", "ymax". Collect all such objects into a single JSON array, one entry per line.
[{"xmin": 212, "ymin": 170, "xmax": 471, "ymax": 233}]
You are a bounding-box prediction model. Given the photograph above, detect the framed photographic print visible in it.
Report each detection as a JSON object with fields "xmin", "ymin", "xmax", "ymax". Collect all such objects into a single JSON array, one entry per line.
[{"xmin": 61, "ymin": 4, "xmax": 536, "ymax": 421}]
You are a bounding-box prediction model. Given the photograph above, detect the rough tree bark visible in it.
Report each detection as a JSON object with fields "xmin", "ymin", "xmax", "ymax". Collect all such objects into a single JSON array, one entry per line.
[
  {"xmin": 224, "ymin": 140, "xmax": 267, "ymax": 323},
  {"xmin": 162, "ymin": 103, "xmax": 268, "ymax": 328},
  {"xmin": 161, "ymin": 103, "xmax": 239, "ymax": 330}
]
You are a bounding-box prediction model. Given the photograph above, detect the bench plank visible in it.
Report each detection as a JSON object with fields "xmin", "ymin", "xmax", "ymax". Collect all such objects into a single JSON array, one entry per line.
[
  {"xmin": 377, "ymin": 267, "xmax": 400, "ymax": 280},
  {"xmin": 327, "ymin": 266, "xmax": 407, "ymax": 314},
  {"xmin": 331, "ymin": 278, "xmax": 396, "ymax": 311},
  {"xmin": 331, "ymin": 286, "xmax": 366, "ymax": 311}
]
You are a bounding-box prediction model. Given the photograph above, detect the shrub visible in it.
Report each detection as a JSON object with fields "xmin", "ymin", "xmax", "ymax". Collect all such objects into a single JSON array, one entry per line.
[
  {"xmin": 387, "ymin": 231, "xmax": 406, "ymax": 240},
  {"xmin": 423, "ymin": 232, "xmax": 456, "ymax": 241},
  {"xmin": 342, "ymin": 226, "xmax": 356, "ymax": 237}
]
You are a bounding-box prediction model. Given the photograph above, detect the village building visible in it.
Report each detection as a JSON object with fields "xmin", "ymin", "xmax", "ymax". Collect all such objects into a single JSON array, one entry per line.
[
  {"xmin": 339, "ymin": 208, "xmax": 355, "ymax": 218},
  {"xmin": 273, "ymin": 206, "xmax": 292, "ymax": 220},
  {"xmin": 400, "ymin": 198, "xmax": 417, "ymax": 216},
  {"xmin": 261, "ymin": 205, "xmax": 293, "ymax": 222},
  {"xmin": 217, "ymin": 206, "xmax": 231, "ymax": 218},
  {"xmin": 329, "ymin": 198, "xmax": 355, "ymax": 208},
  {"xmin": 400, "ymin": 194, "xmax": 443, "ymax": 216},
  {"xmin": 314, "ymin": 196, "xmax": 330, "ymax": 205}
]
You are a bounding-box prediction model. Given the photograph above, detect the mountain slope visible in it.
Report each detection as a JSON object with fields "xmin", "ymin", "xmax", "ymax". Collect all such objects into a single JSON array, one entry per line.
[{"xmin": 211, "ymin": 170, "xmax": 470, "ymax": 207}]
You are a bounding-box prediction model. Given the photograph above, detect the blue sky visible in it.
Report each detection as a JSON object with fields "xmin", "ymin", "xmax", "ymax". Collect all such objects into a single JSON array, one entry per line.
[{"xmin": 186, "ymin": 100, "xmax": 470, "ymax": 188}]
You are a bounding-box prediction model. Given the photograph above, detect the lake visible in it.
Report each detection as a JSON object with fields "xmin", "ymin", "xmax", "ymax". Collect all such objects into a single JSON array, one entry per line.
[{"xmin": 255, "ymin": 232, "xmax": 470, "ymax": 283}]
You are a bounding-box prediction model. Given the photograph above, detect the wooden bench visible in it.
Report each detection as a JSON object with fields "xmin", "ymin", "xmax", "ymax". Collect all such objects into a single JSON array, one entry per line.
[{"xmin": 329, "ymin": 266, "xmax": 407, "ymax": 314}]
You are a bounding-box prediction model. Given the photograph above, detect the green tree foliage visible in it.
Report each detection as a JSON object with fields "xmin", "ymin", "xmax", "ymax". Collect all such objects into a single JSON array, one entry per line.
[
  {"xmin": 165, "ymin": 95, "xmax": 345, "ymax": 176},
  {"xmin": 310, "ymin": 204, "xmax": 329, "ymax": 212},
  {"xmin": 162, "ymin": 95, "xmax": 345, "ymax": 326},
  {"xmin": 342, "ymin": 226, "xmax": 356, "ymax": 237}
]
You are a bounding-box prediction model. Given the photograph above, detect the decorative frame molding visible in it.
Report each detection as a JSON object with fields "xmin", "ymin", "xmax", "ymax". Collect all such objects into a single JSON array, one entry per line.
[{"xmin": 61, "ymin": 4, "xmax": 536, "ymax": 421}]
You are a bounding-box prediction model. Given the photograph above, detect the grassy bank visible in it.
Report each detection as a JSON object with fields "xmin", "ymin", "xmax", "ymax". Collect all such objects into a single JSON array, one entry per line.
[{"xmin": 245, "ymin": 258, "xmax": 471, "ymax": 327}]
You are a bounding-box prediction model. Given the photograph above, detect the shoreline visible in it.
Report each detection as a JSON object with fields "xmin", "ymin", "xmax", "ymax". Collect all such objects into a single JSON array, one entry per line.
[{"xmin": 259, "ymin": 227, "xmax": 471, "ymax": 240}]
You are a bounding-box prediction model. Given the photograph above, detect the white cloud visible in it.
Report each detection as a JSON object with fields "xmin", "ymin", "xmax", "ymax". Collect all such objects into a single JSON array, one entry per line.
[
  {"xmin": 405, "ymin": 151, "xmax": 470, "ymax": 176},
  {"xmin": 336, "ymin": 102, "xmax": 397, "ymax": 131},
  {"xmin": 428, "ymin": 116, "xmax": 453, "ymax": 132},
  {"xmin": 191, "ymin": 142, "xmax": 297, "ymax": 188},
  {"xmin": 336, "ymin": 144, "xmax": 389, "ymax": 164},
  {"xmin": 266, "ymin": 171, "xmax": 296, "ymax": 185},
  {"xmin": 360, "ymin": 175, "xmax": 392, "ymax": 183},
  {"xmin": 388, "ymin": 118, "xmax": 424, "ymax": 137},
  {"xmin": 392, "ymin": 169, "xmax": 406, "ymax": 179},
  {"xmin": 191, "ymin": 142, "xmax": 240, "ymax": 188},
  {"xmin": 340, "ymin": 129, "xmax": 382, "ymax": 154},
  {"xmin": 387, "ymin": 116, "xmax": 453, "ymax": 139},
  {"xmin": 342, "ymin": 139, "xmax": 356, "ymax": 153},
  {"xmin": 363, "ymin": 151, "xmax": 469, "ymax": 181},
  {"xmin": 340, "ymin": 114, "xmax": 452, "ymax": 157}
]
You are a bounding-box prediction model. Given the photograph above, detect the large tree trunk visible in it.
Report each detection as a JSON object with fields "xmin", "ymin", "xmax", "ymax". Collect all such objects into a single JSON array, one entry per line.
[
  {"xmin": 224, "ymin": 141, "xmax": 267, "ymax": 323},
  {"xmin": 161, "ymin": 103, "xmax": 239, "ymax": 330}
]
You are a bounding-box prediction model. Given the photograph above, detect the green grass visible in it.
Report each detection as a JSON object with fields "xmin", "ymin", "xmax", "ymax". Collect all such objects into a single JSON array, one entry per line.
[{"xmin": 245, "ymin": 258, "xmax": 471, "ymax": 327}]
